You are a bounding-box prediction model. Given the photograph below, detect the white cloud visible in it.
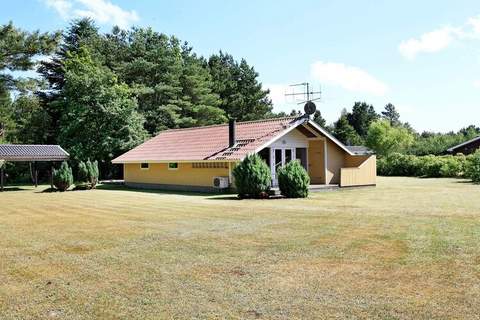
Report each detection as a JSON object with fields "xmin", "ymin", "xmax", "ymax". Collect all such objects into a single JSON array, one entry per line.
[
  {"xmin": 468, "ymin": 16, "xmax": 480, "ymax": 36},
  {"xmin": 43, "ymin": 0, "xmax": 139, "ymax": 29},
  {"xmin": 399, "ymin": 14, "xmax": 480, "ymax": 59},
  {"xmin": 399, "ymin": 27, "xmax": 460, "ymax": 60},
  {"xmin": 265, "ymin": 84, "xmax": 288, "ymax": 106},
  {"xmin": 310, "ymin": 61, "xmax": 389, "ymax": 96},
  {"xmin": 45, "ymin": 0, "xmax": 72, "ymax": 19}
]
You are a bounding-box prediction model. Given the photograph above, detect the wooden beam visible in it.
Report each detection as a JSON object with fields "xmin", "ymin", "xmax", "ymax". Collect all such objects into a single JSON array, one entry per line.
[
  {"xmin": 33, "ymin": 162, "xmax": 38, "ymax": 188},
  {"xmin": 1, "ymin": 166, "xmax": 4, "ymax": 192},
  {"xmin": 50, "ymin": 165, "xmax": 54, "ymax": 189}
]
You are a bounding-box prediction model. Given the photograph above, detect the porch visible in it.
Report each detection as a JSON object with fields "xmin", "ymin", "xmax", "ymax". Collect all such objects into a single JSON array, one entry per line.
[
  {"xmin": 270, "ymin": 183, "xmax": 339, "ymax": 195},
  {"xmin": 256, "ymin": 122, "xmax": 376, "ymax": 189}
]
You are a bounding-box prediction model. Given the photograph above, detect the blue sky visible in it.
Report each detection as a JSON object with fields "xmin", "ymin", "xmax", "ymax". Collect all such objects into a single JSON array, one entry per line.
[{"xmin": 2, "ymin": 0, "xmax": 480, "ymax": 132}]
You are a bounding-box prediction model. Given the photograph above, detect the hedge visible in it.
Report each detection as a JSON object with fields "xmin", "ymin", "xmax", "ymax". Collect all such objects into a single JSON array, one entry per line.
[
  {"xmin": 466, "ymin": 151, "xmax": 480, "ymax": 183},
  {"xmin": 378, "ymin": 153, "xmax": 471, "ymax": 178}
]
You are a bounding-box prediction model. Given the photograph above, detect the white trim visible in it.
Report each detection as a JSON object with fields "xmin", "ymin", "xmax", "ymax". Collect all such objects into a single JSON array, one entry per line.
[
  {"xmin": 306, "ymin": 120, "xmax": 355, "ymax": 155},
  {"xmin": 324, "ymin": 139, "xmax": 328, "ymax": 184},
  {"xmin": 140, "ymin": 163, "xmax": 150, "ymax": 170},
  {"xmin": 254, "ymin": 118, "xmax": 354, "ymax": 157},
  {"xmin": 253, "ymin": 118, "xmax": 307, "ymax": 156}
]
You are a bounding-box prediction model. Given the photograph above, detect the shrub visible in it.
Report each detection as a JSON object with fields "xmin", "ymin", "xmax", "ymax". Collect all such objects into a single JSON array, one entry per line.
[
  {"xmin": 466, "ymin": 151, "xmax": 480, "ymax": 183},
  {"xmin": 233, "ymin": 154, "xmax": 271, "ymax": 198},
  {"xmin": 418, "ymin": 155, "xmax": 443, "ymax": 177},
  {"xmin": 378, "ymin": 153, "xmax": 467, "ymax": 178},
  {"xmin": 277, "ymin": 160, "xmax": 310, "ymax": 198},
  {"xmin": 77, "ymin": 161, "xmax": 89, "ymax": 184},
  {"xmin": 53, "ymin": 161, "xmax": 73, "ymax": 191},
  {"xmin": 86, "ymin": 160, "xmax": 99, "ymax": 188},
  {"xmin": 377, "ymin": 153, "xmax": 419, "ymax": 176},
  {"xmin": 439, "ymin": 155, "xmax": 465, "ymax": 178}
]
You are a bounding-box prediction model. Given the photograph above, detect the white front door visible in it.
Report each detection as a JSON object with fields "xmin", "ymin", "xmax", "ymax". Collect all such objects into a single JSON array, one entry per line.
[{"xmin": 270, "ymin": 148, "xmax": 295, "ymax": 186}]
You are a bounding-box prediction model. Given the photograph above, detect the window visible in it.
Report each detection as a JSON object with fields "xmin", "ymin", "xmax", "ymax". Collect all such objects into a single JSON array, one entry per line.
[
  {"xmin": 296, "ymin": 148, "xmax": 308, "ymax": 170},
  {"xmin": 275, "ymin": 149, "xmax": 282, "ymax": 173},
  {"xmin": 285, "ymin": 149, "xmax": 293, "ymax": 164},
  {"xmin": 140, "ymin": 163, "xmax": 149, "ymax": 170},
  {"xmin": 168, "ymin": 162, "xmax": 178, "ymax": 170}
]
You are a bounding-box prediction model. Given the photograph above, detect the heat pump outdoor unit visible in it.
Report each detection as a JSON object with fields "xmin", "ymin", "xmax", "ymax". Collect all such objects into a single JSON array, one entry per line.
[{"xmin": 213, "ymin": 176, "xmax": 229, "ymax": 189}]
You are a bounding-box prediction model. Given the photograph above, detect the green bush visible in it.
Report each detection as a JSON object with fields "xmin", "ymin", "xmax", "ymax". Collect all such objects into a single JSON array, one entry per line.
[
  {"xmin": 53, "ymin": 161, "xmax": 73, "ymax": 191},
  {"xmin": 377, "ymin": 153, "xmax": 419, "ymax": 176},
  {"xmin": 466, "ymin": 151, "xmax": 480, "ymax": 183},
  {"xmin": 418, "ymin": 155, "xmax": 443, "ymax": 177},
  {"xmin": 378, "ymin": 153, "xmax": 467, "ymax": 178},
  {"xmin": 86, "ymin": 160, "xmax": 99, "ymax": 188},
  {"xmin": 233, "ymin": 154, "xmax": 271, "ymax": 198},
  {"xmin": 277, "ymin": 160, "xmax": 310, "ymax": 198},
  {"xmin": 439, "ymin": 155, "xmax": 466, "ymax": 178},
  {"xmin": 77, "ymin": 161, "xmax": 89, "ymax": 184}
]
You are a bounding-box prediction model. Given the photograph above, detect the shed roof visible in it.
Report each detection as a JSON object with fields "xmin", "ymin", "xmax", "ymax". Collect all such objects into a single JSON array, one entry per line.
[
  {"xmin": 0, "ymin": 145, "xmax": 69, "ymax": 161},
  {"xmin": 447, "ymin": 136, "xmax": 480, "ymax": 153},
  {"xmin": 345, "ymin": 146, "xmax": 375, "ymax": 155},
  {"xmin": 112, "ymin": 116, "xmax": 361, "ymax": 163}
]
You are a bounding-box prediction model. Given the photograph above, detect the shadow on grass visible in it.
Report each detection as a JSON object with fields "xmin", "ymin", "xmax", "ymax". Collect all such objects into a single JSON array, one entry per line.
[
  {"xmin": 0, "ymin": 187, "xmax": 27, "ymax": 192},
  {"xmin": 456, "ymin": 179, "xmax": 477, "ymax": 185},
  {"xmin": 95, "ymin": 183, "xmax": 234, "ymax": 197}
]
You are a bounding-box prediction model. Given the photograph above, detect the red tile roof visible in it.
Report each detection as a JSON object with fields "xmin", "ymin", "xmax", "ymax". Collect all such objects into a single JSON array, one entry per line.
[{"xmin": 112, "ymin": 116, "xmax": 305, "ymax": 163}]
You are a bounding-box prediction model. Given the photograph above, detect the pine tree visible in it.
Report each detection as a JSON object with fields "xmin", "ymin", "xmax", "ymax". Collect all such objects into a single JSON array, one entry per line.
[
  {"xmin": 208, "ymin": 52, "xmax": 272, "ymax": 121},
  {"xmin": 1, "ymin": 22, "xmax": 59, "ymax": 90},
  {"xmin": 346, "ymin": 102, "xmax": 379, "ymax": 138},
  {"xmin": 333, "ymin": 114, "xmax": 363, "ymax": 145},
  {"xmin": 177, "ymin": 44, "xmax": 225, "ymax": 127},
  {"xmin": 312, "ymin": 110, "xmax": 327, "ymax": 127},
  {"xmin": 381, "ymin": 103, "xmax": 401, "ymax": 126}
]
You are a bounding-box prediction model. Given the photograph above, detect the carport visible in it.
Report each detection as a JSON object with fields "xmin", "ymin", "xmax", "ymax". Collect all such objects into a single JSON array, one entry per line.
[{"xmin": 0, "ymin": 145, "xmax": 69, "ymax": 191}]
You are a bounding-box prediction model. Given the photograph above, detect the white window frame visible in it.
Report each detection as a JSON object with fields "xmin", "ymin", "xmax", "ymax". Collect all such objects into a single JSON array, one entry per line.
[
  {"xmin": 140, "ymin": 163, "xmax": 149, "ymax": 170},
  {"xmin": 270, "ymin": 147, "xmax": 296, "ymax": 186},
  {"xmin": 168, "ymin": 162, "xmax": 179, "ymax": 170}
]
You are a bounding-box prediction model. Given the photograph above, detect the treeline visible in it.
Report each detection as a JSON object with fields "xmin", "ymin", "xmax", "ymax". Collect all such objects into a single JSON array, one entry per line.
[
  {"xmin": 320, "ymin": 101, "xmax": 479, "ymax": 158},
  {"xmin": 1, "ymin": 20, "xmax": 478, "ymax": 181},
  {"xmin": 0, "ymin": 19, "xmax": 283, "ymax": 178}
]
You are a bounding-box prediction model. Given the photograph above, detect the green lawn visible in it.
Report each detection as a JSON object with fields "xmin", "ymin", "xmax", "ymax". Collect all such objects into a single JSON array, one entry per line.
[{"xmin": 1, "ymin": 177, "xmax": 480, "ymax": 319}]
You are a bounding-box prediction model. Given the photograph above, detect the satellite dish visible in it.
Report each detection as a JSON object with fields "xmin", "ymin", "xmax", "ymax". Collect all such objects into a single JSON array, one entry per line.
[{"xmin": 304, "ymin": 101, "xmax": 316, "ymax": 115}]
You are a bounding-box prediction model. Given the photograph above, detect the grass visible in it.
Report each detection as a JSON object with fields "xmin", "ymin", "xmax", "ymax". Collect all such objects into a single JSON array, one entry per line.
[{"xmin": 1, "ymin": 177, "xmax": 480, "ymax": 319}]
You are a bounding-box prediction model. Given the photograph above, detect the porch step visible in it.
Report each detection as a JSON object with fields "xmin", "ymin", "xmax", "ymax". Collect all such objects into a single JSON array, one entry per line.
[{"xmin": 269, "ymin": 184, "xmax": 339, "ymax": 195}]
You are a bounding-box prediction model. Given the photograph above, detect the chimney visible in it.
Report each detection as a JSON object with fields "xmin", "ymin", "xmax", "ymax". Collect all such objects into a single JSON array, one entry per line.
[{"xmin": 229, "ymin": 118, "xmax": 236, "ymax": 147}]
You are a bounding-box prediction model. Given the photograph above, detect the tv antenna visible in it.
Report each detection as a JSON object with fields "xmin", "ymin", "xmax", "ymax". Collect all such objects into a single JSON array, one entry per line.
[{"xmin": 285, "ymin": 82, "xmax": 321, "ymax": 116}]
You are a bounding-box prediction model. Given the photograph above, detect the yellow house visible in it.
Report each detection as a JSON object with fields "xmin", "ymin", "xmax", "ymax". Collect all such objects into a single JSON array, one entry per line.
[{"xmin": 112, "ymin": 116, "xmax": 376, "ymax": 192}]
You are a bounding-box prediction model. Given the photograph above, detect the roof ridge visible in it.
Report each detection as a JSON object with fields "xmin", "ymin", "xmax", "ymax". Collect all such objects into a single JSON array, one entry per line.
[{"xmin": 159, "ymin": 116, "xmax": 301, "ymax": 133}]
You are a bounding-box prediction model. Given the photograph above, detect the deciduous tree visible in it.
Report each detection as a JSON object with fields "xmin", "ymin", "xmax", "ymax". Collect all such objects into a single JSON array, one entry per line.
[{"xmin": 366, "ymin": 119, "xmax": 414, "ymax": 156}]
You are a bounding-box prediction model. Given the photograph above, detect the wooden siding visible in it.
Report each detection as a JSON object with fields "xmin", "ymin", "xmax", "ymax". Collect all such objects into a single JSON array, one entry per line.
[
  {"xmin": 340, "ymin": 155, "xmax": 377, "ymax": 187},
  {"xmin": 124, "ymin": 163, "xmax": 230, "ymax": 187},
  {"xmin": 269, "ymin": 128, "xmax": 309, "ymax": 148},
  {"xmin": 326, "ymin": 140, "xmax": 345, "ymax": 184},
  {"xmin": 308, "ymin": 139, "xmax": 325, "ymax": 184}
]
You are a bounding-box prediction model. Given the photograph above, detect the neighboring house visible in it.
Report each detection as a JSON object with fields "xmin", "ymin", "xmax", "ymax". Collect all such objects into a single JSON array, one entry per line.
[
  {"xmin": 112, "ymin": 116, "xmax": 376, "ymax": 192},
  {"xmin": 447, "ymin": 136, "xmax": 480, "ymax": 155}
]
